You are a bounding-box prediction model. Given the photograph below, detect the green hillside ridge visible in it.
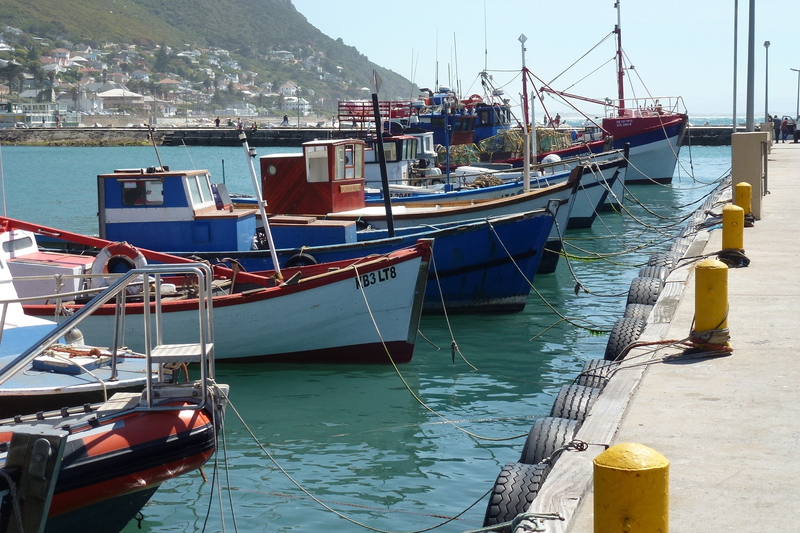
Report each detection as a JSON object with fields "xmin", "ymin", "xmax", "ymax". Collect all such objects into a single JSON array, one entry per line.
[{"xmin": 0, "ymin": 0, "xmax": 415, "ymax": 111}]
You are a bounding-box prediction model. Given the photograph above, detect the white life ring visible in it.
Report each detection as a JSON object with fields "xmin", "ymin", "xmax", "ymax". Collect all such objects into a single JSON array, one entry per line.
[{"xmin": 90, "ymin": 242, "xmax": 147, "ymax": 292}]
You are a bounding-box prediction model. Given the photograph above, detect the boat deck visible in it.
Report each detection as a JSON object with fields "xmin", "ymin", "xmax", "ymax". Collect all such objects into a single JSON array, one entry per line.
[{"xmin": 537, "ymin": 141, "xmax": 800, "ymax": 531}]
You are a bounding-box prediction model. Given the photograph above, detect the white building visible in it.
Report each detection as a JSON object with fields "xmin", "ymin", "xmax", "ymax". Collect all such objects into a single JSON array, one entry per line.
[{"xmin": 281, "ymin": 96, "xmax": 311, "ymax": 116}]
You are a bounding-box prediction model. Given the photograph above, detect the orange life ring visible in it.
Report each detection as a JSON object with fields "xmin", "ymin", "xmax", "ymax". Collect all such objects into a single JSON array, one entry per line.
[{"xmin": 90, "ymin": 242, "xmax": 147, "ymax": 291}]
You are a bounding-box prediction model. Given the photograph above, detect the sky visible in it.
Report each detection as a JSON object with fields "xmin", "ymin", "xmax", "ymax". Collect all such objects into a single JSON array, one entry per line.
[{"xmin": 291, "ymin": 0, "xmax": 800, "ymax": 121}]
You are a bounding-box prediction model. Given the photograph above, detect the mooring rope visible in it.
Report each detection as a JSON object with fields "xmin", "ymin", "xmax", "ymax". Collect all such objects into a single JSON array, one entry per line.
[
  {"xmin": 428, "ymin": 251, "xmax": 477, "ymax": 369},
  {"xmin": 223, "ymin": 395, "xmax": 493, "ymax": 533},
  {"xmin": 352, "ymin": 264, "xmax": 520, "ymax": 442}
]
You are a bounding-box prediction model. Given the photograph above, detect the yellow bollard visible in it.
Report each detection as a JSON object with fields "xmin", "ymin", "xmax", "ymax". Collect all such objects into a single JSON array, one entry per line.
[
  {"xmin": 695, "ymin": 258, "xmax": 728, "ymax": 332},
  {"xmin": 734, "ymin": 182, "xmax": 752, "ymax": 215},
  {"xmin": 594, "ymin": 443, "xmax": 669, "ymax": 533},
  {"xmin": 722, "ymin": 204, "xmax": 744, "ymax": 251}
]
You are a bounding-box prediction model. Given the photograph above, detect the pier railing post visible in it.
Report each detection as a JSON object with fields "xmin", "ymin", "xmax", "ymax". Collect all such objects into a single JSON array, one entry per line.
[
  {"xmin": 594, "ymin": 443, "xmax": 669, "ymax": 533},
  {"xmin": 734, "ymin": 182, "xmax": 753, "ymax": 216},
  {"xmin": 695, "ymin": 258, "xmax": 729, "ymax": 335},
  {"xmin": 722, "ymin": 204, "xmax": 745, "ymax": 251},
  {"xmin": 731, "ymin": 131, "xmax": 767, "ymax": 219}
]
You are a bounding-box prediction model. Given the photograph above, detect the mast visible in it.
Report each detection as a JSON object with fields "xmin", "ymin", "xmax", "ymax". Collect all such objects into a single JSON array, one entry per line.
[
  {"xmin": 615, "ymin": 1, "xmax": 625, "ymax": 115},
  {"xmin": 519, "ymin": 34, "xmax": 530, "ymax": 194}
]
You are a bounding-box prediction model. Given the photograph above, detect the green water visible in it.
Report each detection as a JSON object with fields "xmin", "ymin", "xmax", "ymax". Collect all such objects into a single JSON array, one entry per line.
[{"xmin": 0, "ymin": 143, "xmax": 731, "ymax": 532}]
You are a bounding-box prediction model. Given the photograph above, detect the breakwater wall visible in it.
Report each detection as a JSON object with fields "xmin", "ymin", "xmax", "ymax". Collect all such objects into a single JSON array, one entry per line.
[{"xmin": 0, "ymin": 125, "xmax": 747, "ymax": 147}]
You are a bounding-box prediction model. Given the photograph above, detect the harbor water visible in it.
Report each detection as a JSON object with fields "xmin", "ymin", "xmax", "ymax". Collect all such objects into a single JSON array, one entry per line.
[{"xmin": 0, "ymin": 143, "xmax": 731, "ymax": 532}]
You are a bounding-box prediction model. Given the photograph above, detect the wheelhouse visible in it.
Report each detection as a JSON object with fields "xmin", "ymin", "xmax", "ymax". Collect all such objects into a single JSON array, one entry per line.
[{"xmin": 98, "ymin": 167, "xmax": 257, "ymax": 252}]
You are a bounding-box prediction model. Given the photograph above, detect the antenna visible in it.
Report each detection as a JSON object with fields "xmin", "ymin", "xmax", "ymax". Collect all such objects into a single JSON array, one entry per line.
[
  {"xmin": 435, "ymin": 31, "xmax": 439, "ymax": 91},
  {"xmin": 484, "ymin": 0, "xmax": 488, "ymax": 72},
  {"xmin": 453, "ymin": 33, "xmax": 460, "ymax": 99}
]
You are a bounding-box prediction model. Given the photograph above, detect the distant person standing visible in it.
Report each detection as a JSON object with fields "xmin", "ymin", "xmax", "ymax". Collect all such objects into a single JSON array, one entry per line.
[
  {"xmin": 781, "ymin": 118, "xmax": 789, "ymax": 143},
  {"xmin": 773, "ymin": 115, "xmax": 780, "ymax": 143},
  {"xmin": 215, "ymin": 116, "xmax": 220, "ymax": 127},
  {"xmin": 280, "ymin": 114, "xmax": 289, "ymax": 126}
]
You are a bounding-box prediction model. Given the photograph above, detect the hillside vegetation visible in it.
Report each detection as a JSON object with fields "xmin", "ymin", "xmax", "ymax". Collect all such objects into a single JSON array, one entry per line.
[{"xmin": 0, "ymin": 0, "xmax": 414, "ymax": 101}]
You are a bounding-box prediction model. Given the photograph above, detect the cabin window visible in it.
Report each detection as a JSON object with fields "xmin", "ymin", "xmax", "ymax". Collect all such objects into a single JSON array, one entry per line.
[
  {"xmin": 334, "ymin": 144, "xmax": 357, "ymax": 180},
  {"xmin": 383, "ymin": 142, "xmax": 397, "ymax": 162},
  {"xmin": 354, "ymin": 145, "xmax": 363, "ymax": 179},
  {"xmin": 186, "ymin": 177, "xmax": 202, "ymax": 206},
  {"xmin": 403, "ymin": 139, "xmax": 417, "ymax": 160},
  {"xmin": 197, "ymin": 173, "xmax": 214, "ymax": 203},
  {"xmin": 2, "ymin": 236, "xmax": 34, "ymax": 254},
  {"xmin": 121, "ymin": 179, "xmax": 164, "ymax": 206},
  {"xmin": 307, "ymin": 146, "xmax": 329, "ymax": 183}
]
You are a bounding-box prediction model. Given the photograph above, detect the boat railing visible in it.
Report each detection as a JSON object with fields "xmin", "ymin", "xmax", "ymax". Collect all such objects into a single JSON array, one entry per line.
[
  {"xmin": 0, "ymin": 263, "xmax": 215, "ymax": 413},
  {"xmin": 604, "ymin": 96, "xmax": 686, "ymax": 119}
]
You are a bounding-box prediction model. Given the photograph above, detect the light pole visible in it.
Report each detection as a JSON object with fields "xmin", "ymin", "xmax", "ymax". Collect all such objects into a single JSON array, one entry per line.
[
  {"xmin": 792, "ymin": 68, "xmax": 800, "ymax": 120},
  {"xmin": 764, "ymin": 40, "xmax": 770, "ymax": 123}
]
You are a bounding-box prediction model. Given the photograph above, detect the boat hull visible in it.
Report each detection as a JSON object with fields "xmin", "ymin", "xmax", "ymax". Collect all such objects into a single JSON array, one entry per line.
[
  {"xmin": 602, "ymin": 114, "xmax": 687, "ymax": 184},
  {"xmin": 194, "ymin": 211, "xmax": 553, "ymax": 313},
  {"xmin": 25, "ymin": 246, "xmax": 430, "ymax": 363},
  {"xmin": 0, "ymin": 401, "xmax": 217, "ymax": 533}
]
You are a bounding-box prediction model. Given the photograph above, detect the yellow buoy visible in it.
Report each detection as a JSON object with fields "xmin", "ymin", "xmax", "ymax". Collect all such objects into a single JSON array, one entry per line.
[
  {"xmin": 722, "ymin": 204, "xmax": 744, "ymax": 251},
  {"xmin": 594, "ymin": 443, "xmax": 669, "ymax": 533},
  {"xmin": 695, "ymin": 258, "xmax": 728, "ymax": 332},
  {"xmin": 734, "ymin": 182, "xmax": 752, "ymax": 215}
]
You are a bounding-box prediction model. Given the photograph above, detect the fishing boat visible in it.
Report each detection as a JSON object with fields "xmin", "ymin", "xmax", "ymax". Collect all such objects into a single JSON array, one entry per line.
[
  {"xmin": 1, "ymin": 217, "xmax": 432, "ymax": 363},
  {"xmin": 364, "ymin": 146, "xmax": 628, "ymax": 230},
  {"xmin": 94, "ymin": 136, "xmax": 556, "ymax": 312},
  {"xmin": 0, "ymin": 262, "xmax": 227, "ymax": 533},
  {"xmin": 531, "ymin": 1, "xmax": 688, "ymax": 184},
  {"xmin": 0, "ymin": 253, "xmax": 157, "ymax": 418}
]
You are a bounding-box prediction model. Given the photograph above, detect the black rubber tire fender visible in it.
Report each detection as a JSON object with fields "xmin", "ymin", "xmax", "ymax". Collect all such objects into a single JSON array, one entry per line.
[
  {"xmin": 626, "ymin": 276, "xmax": 664, "ymax": 306},
  {"xmin": 647, "ymin": 250, "xmax": 680, "ymax": 270},
  {"xmin": 670, "ymin": 237, "xmax": 692, "ymax": 255},
  {"xmin": 549, "ymin": 384, "xmax": 601, "ymax": 422},
  {"xmin": 576, "ymin": 358, "xmax": 619, "ymax": 389},
  {"xmin": 284, "ymin": 252, "xmax": 319, "ymax": 268},
  {"xmin": 519, "ymin": 417, "xmax": 580, "ymax": 465},
  {"xmin": 482, "ymin": 462, "xmax": 552, "ymax": 532},
  {"xmin": 623, "ymin": 303, "xmax": 654, "ymax": 322},
  {"xmin": 604, "ymin": 317, "xmax": 645, "ymax": 361},
  {"xmin": 637, "ymin": 265, "xmax": 669, "ymax": 282}
]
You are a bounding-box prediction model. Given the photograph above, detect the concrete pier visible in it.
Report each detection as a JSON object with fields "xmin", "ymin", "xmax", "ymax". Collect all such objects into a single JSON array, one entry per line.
[
  {"xmin": 0, "ymin": 124, "xmax": 753, "ymax": 147},
  {"xmin": 524, "ymin": 141, "xmax": 800, "ymax": 532}
]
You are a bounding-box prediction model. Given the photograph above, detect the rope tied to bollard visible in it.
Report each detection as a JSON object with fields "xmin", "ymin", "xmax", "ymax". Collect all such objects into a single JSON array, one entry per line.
[
  {"xmin": 688, "ymin": 327, "xmax": 733, "ymax": 353},
  {"xmin": 462, "ymin": 512, "xmax": 564, "ymax": 533}
]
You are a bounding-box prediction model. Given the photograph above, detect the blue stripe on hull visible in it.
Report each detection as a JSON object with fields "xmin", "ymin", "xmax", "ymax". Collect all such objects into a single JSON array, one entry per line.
[{"xmin": 177, "ymin": 214, "xmax": 553, "ymax": 313}]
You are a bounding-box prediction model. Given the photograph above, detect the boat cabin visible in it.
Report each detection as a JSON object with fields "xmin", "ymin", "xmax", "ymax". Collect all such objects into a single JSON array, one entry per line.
[
  {"xmin": 363, "ymin": 135, "xmax": 419, "ymax": 186},
  {"xmin": 260, "ymin": 139, "xmax": 367, "ymax": 216},
  {"xmin": 0, "ymin": 228, "xmax": 96, "ymax": 305},
  {"xmin": 98, "ymin": 167, "xmax": 258, "ymax": 253}
]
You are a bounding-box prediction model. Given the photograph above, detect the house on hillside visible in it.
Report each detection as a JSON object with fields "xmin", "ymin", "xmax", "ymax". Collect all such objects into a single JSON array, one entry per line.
[
  {"xmin": 269, "ymin": 50, "xmax": 294, "ymax": 61},
  {"xmin": 97, "ymin": 87, "xmax": 146, "ymax": 110},
  {"xmin": 51, "ymin": 48, "xmax": 71, "ymax": 61},
  {"xmin": 281, "ymin": 96, "xmax": 310, "ymax": 116},
  {"xmin": 131, "ymin": 70, "xmax": 150, "ymax": 83},
  {"xmin": 279, "ymin": 81, "xmax": 297, "ymax": 96}
]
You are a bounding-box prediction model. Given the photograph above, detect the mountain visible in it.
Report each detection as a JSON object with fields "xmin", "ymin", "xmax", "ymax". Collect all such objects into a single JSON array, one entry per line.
[{"xmin": 0, "ymin": 0, "xmax": 415, "ymax": 101}]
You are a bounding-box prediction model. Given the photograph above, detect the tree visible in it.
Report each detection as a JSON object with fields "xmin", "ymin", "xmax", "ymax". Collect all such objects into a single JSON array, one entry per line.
[
  {"xmin": 0, "ymin": 64, "xmax": 24, "ymax": 93},
  {"xmin": 155, "ymin": 44, "xmax": 169, "ymax": 73}
]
